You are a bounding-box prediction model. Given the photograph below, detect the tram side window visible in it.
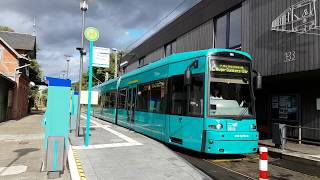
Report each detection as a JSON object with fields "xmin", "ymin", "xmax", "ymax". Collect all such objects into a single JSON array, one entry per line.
[
  {"xmin": 170, "ymin": 75, "xmax": 187, "ymax": 115},
  {"xmin": 104, "ymin": 92, "xmax": 110, "ymax": 108},
  {"xmin": 150, "ymin": 81, "xmax": 166, "ymax": 113},
  {"xmin": 104, "ymin": 91, "xmax": 116, "ymax": 108},
  {"xmin": 188, "ymin": 74, "xmax": 204, "ymax": 116},
  {"xmin": 137, "ymin": 84, "xmax": 150, "ymax": 111},
  {"xmin": 117, "ymin": 89, "xmax": 127, "ymax": 109}
]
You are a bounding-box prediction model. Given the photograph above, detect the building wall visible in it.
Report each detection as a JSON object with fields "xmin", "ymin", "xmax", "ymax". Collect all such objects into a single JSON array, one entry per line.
[
  {"xmin": 144, "ymin": 47, "xmax": 165, "ymax": 65},
  {"xmin": 0, "ymin": 42, "xmax": 19, "ymax": 77},
  {"xmin": 0, "ymin": 78, "xmax": 10, "ymax": 122},
  {"xmin": 9, "ymin": 75, "xmax": 29, "ymax": 120},
  {"xmin": 175, "ymin": 20, "xmax": 214, "ymax": 53},
  {"xmin": 0, "ymin": 42, "xmax": 29, "ymax": 120},
  {"xmin": 242, "ymin": 0, "xmax": 320, "ymax": 140},
  {"xmin": 242, "ymin": 0, "xmax": 320, "ymax": 76}
]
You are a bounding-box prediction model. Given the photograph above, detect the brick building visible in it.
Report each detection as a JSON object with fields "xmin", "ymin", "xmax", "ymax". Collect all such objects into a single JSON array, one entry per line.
[{"xmin": 0, "ymin": 32, "xmax": 37, "ymax": 121}]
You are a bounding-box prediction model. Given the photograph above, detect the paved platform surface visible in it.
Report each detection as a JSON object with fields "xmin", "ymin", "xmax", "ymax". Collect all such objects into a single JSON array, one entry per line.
[
  {"xmin": 259, "ymin": 139, "xmax": 320, "ymax": 166},
  {"xmin": 69, "ymin": 116, "xmax": 211, "ymax": 180},
  {"xmin": 0, "ymin": 113, "xmax": 70, "ymax": 180}
]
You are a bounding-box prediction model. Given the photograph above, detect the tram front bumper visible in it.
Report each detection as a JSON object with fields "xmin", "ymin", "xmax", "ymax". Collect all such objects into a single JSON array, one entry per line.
[{"xmin": 204, "ymin": 131, "xmax": 259, "ymax": 154}]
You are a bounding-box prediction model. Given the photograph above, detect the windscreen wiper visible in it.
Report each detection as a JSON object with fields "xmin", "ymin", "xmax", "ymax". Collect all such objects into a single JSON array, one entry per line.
[{"xmin": 234, "ymin": 102, "xmax": 252, "ymax": 120}]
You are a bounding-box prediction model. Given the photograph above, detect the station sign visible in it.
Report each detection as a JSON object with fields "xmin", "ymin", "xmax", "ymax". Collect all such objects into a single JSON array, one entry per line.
[
  {"xmin": 92, "ymin": 47, "xmax": 111, "ymax": 68},
  {"xmin": 80, "ymin": 91, "xmax": 99, "ymax": 105}
]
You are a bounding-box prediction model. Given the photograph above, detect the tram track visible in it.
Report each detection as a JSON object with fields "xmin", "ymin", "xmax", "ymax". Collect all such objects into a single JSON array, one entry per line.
[
  {"xmin": 175, "ymin": 150, "xmax": 257, "ymax": 180},
  {"xmin": 170, "ymin": 145, "xmax": 320, "ymax": 180}
]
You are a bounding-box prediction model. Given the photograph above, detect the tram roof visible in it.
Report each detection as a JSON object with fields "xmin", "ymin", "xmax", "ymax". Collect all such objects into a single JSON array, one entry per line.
[{"xmin": 93, "ymin": 48, "xmax": 252, "ymax": 91}]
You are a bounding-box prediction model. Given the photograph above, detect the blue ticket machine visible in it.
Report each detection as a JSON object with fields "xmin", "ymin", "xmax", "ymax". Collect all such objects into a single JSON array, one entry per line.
[
  {"xmin": 43, "ymin": 77, "xmax": 71, "ymax": 179},
  {"xmin": 70, "ymin": 91, "xmax": 79, "ymax": 131}
]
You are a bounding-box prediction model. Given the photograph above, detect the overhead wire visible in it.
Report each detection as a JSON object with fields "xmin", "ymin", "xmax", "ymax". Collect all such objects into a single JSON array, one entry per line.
[{"xmin": 124, "ymin": 0, "xmax": 201, "ymax": 51}]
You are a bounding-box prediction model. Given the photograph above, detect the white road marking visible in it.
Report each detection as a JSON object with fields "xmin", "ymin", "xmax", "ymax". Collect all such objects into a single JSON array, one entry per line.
[
  {"xmin": 0, "ymin": 134, "xmax": 44, "ymax": 141},
  {"xmin": 74, "ymin": 115, "xmax": 142, "ymax": 150},
  {"xmin": 0, "ymin": 165, "xmax": 28, "ymax": 176},
  {"xmin": 73, "ymin": 142, "xmax": 142, "ymax": 150}
]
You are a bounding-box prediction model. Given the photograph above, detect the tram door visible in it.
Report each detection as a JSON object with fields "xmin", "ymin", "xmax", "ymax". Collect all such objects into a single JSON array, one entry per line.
[{"xmin": 127, "ymin": 87, "xmax": 137, "ymax": 129}]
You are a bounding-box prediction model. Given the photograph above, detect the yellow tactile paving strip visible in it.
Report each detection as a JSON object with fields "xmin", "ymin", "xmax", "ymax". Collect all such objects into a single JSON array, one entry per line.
[{"xmin": 73, "ymin": 150, "xmax": 87, "ymax": 180}]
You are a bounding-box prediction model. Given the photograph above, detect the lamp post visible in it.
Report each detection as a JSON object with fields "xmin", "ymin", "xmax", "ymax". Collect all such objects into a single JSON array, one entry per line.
[
  {"xmin": 112, "ymin": 48, "xmax": 118, "ymax": 78},
  {"xmin": 65, "ymin": 55, "xmax": 72, "ymax": 79},
  {"xmin": 75, "ymin": 0, "xmax": 88, "ymax": 136},
  {"xmin": 14, "ymin": 64, "xmax": 31, "ymax": 82}
]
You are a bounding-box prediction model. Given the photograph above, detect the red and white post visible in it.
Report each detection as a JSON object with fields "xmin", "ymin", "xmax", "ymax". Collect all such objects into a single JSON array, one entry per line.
[{"xmin": 259, "ymin": 147, "xmax": 268, "ymax": 180}]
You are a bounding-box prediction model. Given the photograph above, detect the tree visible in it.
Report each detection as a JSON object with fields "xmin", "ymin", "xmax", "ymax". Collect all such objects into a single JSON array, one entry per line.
[
  {"xmin": 0, "ymin": 26, "xmax": 14, "ymax": 32},
  {"xmin": 73, "ymin": 51, "xmax": 123, "ymax": 91},
  {"xmin": 28, "ymin": 59, "xmax": 43, "ymax": 110}
]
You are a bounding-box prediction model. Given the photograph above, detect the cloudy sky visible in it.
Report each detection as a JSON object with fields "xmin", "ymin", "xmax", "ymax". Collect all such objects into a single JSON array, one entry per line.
[{"xmin": 0, "ymin": 0, "xmax": 200, "ymax": 82}]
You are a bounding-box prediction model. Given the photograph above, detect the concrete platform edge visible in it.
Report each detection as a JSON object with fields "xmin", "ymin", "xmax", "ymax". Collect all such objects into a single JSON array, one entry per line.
[
  {"xmin": 67, "ymin": 143, "xmax": 82, "ymax": 180},
  {"xmin": 259, "ymin": 143, "xmax": 320, "ymax": 167}
]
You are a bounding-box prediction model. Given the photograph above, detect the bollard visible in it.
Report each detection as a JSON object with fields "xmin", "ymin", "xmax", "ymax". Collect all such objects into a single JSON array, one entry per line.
[{"xmin": 259, "ymin": 147, "xmax": 268, "ymax": 180}]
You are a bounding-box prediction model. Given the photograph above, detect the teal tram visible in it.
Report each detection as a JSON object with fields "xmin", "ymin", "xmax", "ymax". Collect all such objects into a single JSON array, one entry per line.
[{"xmin": 92, "ymin": 48, "xmax": 259, "ymax": 154}]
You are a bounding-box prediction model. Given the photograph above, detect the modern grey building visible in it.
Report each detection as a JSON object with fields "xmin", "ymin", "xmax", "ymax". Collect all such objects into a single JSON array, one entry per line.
[{"xmin": 120, "ymin": 0, "xmax": 320, "ymax": 142}]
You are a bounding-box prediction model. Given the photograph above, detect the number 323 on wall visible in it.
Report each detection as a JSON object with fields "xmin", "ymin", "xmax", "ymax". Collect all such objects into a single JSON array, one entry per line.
[{"xmin": 284, "ymin": 50, "xmax": 296, "ymax": 63}]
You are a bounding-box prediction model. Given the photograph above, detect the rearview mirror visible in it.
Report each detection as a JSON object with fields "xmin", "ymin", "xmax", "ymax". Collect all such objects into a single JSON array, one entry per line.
[
  {"xmin": 184, "ymin": 68, "xmax": 191, "ymax": 86},
  {"xmin": 256, "ymin": 74, "xmax": 262, "ymax": 89}
]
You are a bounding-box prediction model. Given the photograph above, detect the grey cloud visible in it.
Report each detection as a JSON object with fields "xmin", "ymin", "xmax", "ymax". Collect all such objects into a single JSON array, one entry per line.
[{"xmin": 0, "ymin": 0, "xmax": 200, "ymax": 82}]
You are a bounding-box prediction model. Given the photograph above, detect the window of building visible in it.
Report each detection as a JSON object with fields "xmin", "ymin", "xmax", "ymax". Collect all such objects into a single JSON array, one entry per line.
[
  {"xmin": 137, "ymin": 84, "xmax": 150, "ymax": 111},
  {"xmin": 271, "ymin": 95, "xmax": 298, "ymax": 122},
  {"xmin": 138, "ymin": 57, "xmax": 145, "ymax": 68},
  {"xmin": 229, "ymin": 7, "xmax": 242, "ymax": 48},
  {"xmin": 215, "ymin": 15, "xmax": 228, "ymax": 48},
  {"xmin": 165, "ymin": 43, "xmax": 172, "ymax": 57},
  {"xmin": 164, "ymin": 40, "xmax": 176, "ymax": 57},
  {"xmin": 214, "ymin": 7, "xmax": 242, "ymax": 49},
  {"xmin": 117, "ymin": 89, "xmax": 127, "ymax": 109}
]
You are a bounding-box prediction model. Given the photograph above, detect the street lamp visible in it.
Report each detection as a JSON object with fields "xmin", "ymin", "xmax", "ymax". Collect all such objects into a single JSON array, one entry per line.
[
  {"xmin": 111, "ymin": 48, "xmax": 118, "ymax": 78},
  {"xmin": 14, "ymin": 64, "xmax": 31, "ymax": 82},
  {"xmin": 76, "ymin": 0, "xmax": 88, "ymax": 136},
  {"xmin": 65, "ymin": 55, "xmax": 72, "ymax": 79}
]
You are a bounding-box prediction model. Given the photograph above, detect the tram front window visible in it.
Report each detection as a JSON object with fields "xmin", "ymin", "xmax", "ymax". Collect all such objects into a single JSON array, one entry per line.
[{"xmin": 209, "ymin": 58, "xmax": 253, "ymax": 118}]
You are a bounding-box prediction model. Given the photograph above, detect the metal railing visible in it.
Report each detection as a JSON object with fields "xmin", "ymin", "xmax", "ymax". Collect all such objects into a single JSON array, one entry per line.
[{"xmin": 279, "ymin": 124, "xmax": 320, "ymax": 149}]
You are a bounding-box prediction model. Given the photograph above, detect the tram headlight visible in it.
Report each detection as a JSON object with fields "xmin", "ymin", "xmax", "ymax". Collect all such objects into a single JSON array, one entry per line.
[
  {"xmin": 208, "ymin": 123, "xmax": 223, "ymax": 130},
  {"xmin": 251, "ymin": 124, "xmax": 257, "ymax": 129}
]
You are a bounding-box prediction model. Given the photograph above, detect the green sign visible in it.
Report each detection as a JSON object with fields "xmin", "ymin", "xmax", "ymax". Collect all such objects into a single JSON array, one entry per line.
[{"xmin": 84, "ymin": 27, "xmax": 99, "ymax": 42}]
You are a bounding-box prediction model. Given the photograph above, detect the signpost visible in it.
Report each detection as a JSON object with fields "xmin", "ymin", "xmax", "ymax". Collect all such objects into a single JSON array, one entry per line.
[
  {"xmin": 93, "ymin": 47, "xmax": 111, "ymax": 68},
  {"xmin": 84, "ymin": 27, "xmax": 99, "ymax": 146}
]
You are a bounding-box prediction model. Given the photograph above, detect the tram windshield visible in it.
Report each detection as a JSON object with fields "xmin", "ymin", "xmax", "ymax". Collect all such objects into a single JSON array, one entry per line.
[{"xmin": 208, "ymin": 58, "xmax": 253, "ymax": 118}]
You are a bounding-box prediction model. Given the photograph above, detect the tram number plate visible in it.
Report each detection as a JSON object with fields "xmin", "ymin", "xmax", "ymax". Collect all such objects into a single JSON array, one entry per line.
[{"xmin": 227, "ymin": 123, "xmax": 238, "ymax": 131}]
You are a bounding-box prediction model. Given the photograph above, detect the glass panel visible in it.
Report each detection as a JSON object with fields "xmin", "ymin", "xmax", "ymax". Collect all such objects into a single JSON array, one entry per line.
[
  {"xmin": 137, "ymin": 84, "xmax": 150, "ymax": 111},
  {"xmin": 117, "ymin": 89, "xmax": 126, "ymax": 109},
  {"xmin": 165, "ymin": 43, "xmax": 172, "ymax": 57},
  {"xmin": 229, "ymin": 8, "xmax": 242, "ymax": 48},
  {"xmin": 209, "ymin": 81, "xmax": 252, "ymax": 117},
  {"xmin": 215, "ymin": 15, "xmax": 227, "ymax": 48},
  {"xmin": 188, "ymin": 74, "xmax": 204, "ymax": 116},
  {"xmin": 209, "ymin": 59, "xmax": 252, "ymax": 117},
  {"xmin": 170, "ymin": 75, "xmax": 186, "ymax": 115},
  {"xmin": 150, "ymin": 81, "xmax": 165, "ymax": 113},
  {"xmin": 271, "ymin": 95, "xmax": 297, "ymax": 121}
]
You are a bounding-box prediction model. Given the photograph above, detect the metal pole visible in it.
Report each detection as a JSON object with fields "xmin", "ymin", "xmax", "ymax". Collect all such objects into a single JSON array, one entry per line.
[
  {"xmin": 67, "ymin": 60, "xmax": 69, "ymax": 79},
  {"xmin": 76, "ymin": 8, "xmax": 86, "ymax": 137},
  {"xmin": 299, "ymin": 125, "xmax": 302, "ymax": 144},
  {"xmin": 85, "ymin": 41, "xmax": 94, "ymax": 146},
  {"xmin": 114, "ymin": 52, "xmax": 118, "ymax": 78}
]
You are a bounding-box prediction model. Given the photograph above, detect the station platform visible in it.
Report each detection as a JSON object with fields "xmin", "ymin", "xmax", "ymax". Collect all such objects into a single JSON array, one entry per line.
[
  {"xmin": 68, "ymin": 115, "xmax": 211, "ymax": 180},
  {"xmin": 259, "ymin": 139, "xmax": 320, "ymax": 167}
]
